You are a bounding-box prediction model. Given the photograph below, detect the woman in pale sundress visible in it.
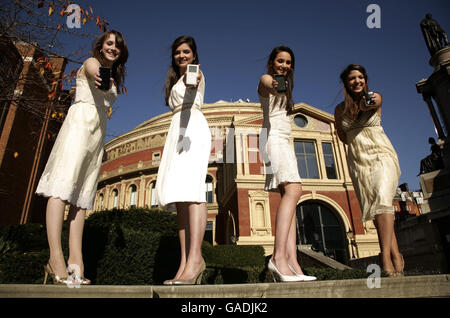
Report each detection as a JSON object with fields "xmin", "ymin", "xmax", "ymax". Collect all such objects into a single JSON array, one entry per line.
[
  {"xmin": 156, "ymin": 36, "xmax": 211, "ymax": 285},
  {"xmin": 334, "ymin": 64, "xmax": 404, "ymax": 277},
  {"xmin": 258, "ymin": 46, "xmax": 315, "ymax": 282},
  {"xmin": 36, "ymin": 30, "xmax": 128, "ymax": 285}
]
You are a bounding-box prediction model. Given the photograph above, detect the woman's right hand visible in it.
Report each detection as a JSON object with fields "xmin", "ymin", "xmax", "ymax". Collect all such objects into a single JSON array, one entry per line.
[
  {"xmin": 94, "ymin": 72, "xmax": 102, "ymax": 88},
  {"xmin": 94, "ymin": 72, "xmax": 114, "ymax": 90}
]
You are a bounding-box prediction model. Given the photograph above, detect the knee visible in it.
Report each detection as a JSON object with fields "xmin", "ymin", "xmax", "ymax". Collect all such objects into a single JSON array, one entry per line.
[{"xmin": 284, "ymin": 183, "xmax": 302, "ymax": 201}]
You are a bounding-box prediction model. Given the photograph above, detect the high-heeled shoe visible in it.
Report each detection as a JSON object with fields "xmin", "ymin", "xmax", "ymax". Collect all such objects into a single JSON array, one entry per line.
[
  {"xmin": 394, "ymin": 254, "xmax": 405, "ymax": 277},
  {"xmin": 379, "ymin": 253, "xmax": 396, "ymax": 277},
  {"xmin": 288, "ymin": 264, "xmax": 317, "ymax": 281},
  {"xmin": 268, "ymin": 259, "xmax": 304, "ymax": 282},
  {"xmin": 172, "ymin": 260, "xmax": 206, "ymax": 285},
  {"xmin": 43, "ymin": 263, "xmax": 70, "ymax": 285},
  {"xmin": 67, "ymin": 265, "xmax": 91, "ymax": 285}
]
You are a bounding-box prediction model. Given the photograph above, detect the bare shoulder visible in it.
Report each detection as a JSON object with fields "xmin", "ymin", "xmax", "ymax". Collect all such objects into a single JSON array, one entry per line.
[
  {"xmin": 84, "ymin": 57, "xmax": 100, "ymax": 68},
  {"xmin": 258, "ymin": 74, "xmax": 273, "ymax": 97},
  {"xmin": 83, "ymin": 57, "xmax": 101, "ymax": 79},
  {"xmin": 260, "ymin": 74, "xmax": 273, "ymax": 85}
]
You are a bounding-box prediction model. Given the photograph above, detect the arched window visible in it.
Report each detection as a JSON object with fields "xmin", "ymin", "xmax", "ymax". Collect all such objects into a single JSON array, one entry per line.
[
  {"xmin": 296, "ymin": 201, "xmax": 347, "ymax": 263},
  {"xmin": 112, "ymin": 189, "xmax": 119, "ymax": 209},
  {"xmin": 130, "ymin": 184, "xmax": 137, "ymax": 208},
  {"xmin": 205, "ymin": 175, "xmax": 213, "ymax": 204}
]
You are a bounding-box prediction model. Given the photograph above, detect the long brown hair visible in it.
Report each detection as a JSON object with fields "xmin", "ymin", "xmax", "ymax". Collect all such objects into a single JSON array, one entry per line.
[
  {"xmin": 267, "ymin": 46, "xmax": 295, "ymax": 112},
  {"xmin": 340, "ymin": 64, "xmax": 369, "ymax": 119},
  {"xmin": 91, "ymin": 30, "xmax": 129, "ymax": 90},
  {"xmin": 164, "ymin": 35, "xmax": 199, "ymax": 106}
]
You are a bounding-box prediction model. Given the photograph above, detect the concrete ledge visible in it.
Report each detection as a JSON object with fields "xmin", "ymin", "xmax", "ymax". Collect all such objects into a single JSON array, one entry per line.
[{"xmin": 0, "ymin": 275, "xmax": 449, "ymax": 298}]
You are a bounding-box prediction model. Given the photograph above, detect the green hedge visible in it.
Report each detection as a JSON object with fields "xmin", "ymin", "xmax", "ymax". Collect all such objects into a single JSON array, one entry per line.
[{"xmin": 0, "ymin": 208, "xmax": 370, "ymax": 284}]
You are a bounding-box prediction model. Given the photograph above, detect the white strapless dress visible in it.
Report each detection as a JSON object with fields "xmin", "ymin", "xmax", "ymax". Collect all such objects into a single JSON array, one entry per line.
[
  {"xmin": 36, "ymin": 63, "xmax": 117, "ymax": 210},
  {"xmin": 155, "ymin": 74, "xmax": 211, "ymax": 209}
]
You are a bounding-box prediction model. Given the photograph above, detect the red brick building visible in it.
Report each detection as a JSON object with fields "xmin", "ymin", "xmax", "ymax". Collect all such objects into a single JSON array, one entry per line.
[
  {"xmin": 95, "ymin": 99, "xmax": 392, "ymax": 264},
  {"xmin": 0, "ymin": 37, "xmax": 70, "ymax": 226}
]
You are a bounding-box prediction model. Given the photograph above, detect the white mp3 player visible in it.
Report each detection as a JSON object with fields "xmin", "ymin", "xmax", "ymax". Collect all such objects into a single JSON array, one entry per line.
[{"xmin": 185, "ymin": 64, "xmax": 199, "ymax": 86}]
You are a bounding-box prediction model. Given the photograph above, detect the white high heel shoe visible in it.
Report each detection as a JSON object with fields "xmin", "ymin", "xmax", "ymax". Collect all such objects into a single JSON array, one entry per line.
[
  {"xmin": 288, "ymin": 265, "xmax": 317, "ymax": 281},
  {"xmin": 268, "ymin": 259, "xmax": 304, "ymax": 282}
]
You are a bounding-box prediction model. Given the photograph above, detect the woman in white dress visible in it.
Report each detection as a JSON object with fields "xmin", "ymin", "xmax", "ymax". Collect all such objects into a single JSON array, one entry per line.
[
  {"xmin": 258, "ymin": 46, "xmax": 315, "ymax": 282},
  {"xmin": 36, "ymin": 30, "xmax": 128, "ymax": 284},
  {"xmin": 156, "ymin": 36, "xmax": 211, "ymax": 285},
  {"xmin": 334, "ymin": 64, "xmax": 404, "ymax": 276}
]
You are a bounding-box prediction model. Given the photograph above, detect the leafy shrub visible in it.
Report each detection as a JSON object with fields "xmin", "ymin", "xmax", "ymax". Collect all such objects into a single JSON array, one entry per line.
[{"xmin": 0, "ymin": 208, "xmax": 370, "ymax": 284}]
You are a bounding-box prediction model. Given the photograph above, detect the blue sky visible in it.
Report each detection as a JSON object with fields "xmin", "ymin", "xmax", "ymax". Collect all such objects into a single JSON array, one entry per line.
[{"xmin": 64, "ymin": 0, "xmax": 449, "ymax": 190}]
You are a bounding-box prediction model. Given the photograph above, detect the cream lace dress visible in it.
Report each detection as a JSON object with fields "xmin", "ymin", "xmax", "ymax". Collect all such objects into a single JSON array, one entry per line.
[
  {"xmin": 260, "ymin": 93, "xmax": 302, "ymax": 191},
  {"xmin": 36, "ymin": 62, "xmax": 117, "ymax": 210},
  {"xmin": 155, "ymin": 74, "xmax": 211, "ymax": 209},
  {"xmin": 340, "ymin": 109, "xmax": 401, "ymax": 222}
]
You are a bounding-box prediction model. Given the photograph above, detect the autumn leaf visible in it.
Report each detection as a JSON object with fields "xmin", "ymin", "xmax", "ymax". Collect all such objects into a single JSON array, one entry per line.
[
  {"xmin": 56, "ymin": 24, "xmax": 61, "ymax": 30},
  {"xmin": 13, "ymin": 152, "xmax": 19, "ymax": 158},
  {"xmin": 60, "ymin": 8, "xmax": 65, "ymax": 17},
  {"xmin": 107, "ymin": 107, "xmax": 113, "ymax": 120},
  {"xmin": 48, "ymin": 89, "xmax": 56, "ymax": 99},
  {"xmin": 48, "ymin": 7, "xmax": 54, "ymax": 16},
  {"xmin": 82, "ymin": 17, "xmax": 87, "ymax": 25},
  {"xmin": 89, "ymin": 6, "xmax": 93, "ymax": 14},
  {"xmin": 96, "ymin": 16, "xmax": 100, "ymax": 26}
]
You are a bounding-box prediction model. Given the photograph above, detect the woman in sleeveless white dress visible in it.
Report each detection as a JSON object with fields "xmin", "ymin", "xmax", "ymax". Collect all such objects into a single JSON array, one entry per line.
[
  {"xmin": 259, "ymin": 46, "xmax": 315, "ymax": 282},
  {"xmin": 156, "ymin": 36, "xmax": 210, "ymax": 285},
  {"xmin": 35, "ymin": 30, "xmax": 128, "ymax": 284},
  {"xmin": 334, "ymin": 64, "xmax": 404, "ymax": 277}
]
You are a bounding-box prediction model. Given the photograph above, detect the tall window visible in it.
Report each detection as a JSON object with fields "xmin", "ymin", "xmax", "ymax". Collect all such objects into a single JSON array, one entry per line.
[
  {"xmin": 294, "ymin": 141, "xmax": 320, "ymax": 179},
  {"xmin": 150, "ymin": 181, "xmax": 157, "ymax": 208},
  {"xmin": 130, "ymin": 184, "xmax": 137, "ymax": 208},
  {"xmin": 322, "ymin": 142, "xmax": 338, "ymax": 179},
  {"xmin": 98, "ymin": 194, "xmax": 104, "ymax": 211},
  {"xmin": 204, "ymin": 221, "xmax": 213, "ymax": 244},
  {"xmin": 205, "ymin": 175, "xmax": 213, "ymax": 204},
  {"xmin": 296, "ymin": 202, "xmax": 347, "ymax": 263},
  {"xmin": 112, "ymin": 189, "xmax": 118, "ymax": 208}
]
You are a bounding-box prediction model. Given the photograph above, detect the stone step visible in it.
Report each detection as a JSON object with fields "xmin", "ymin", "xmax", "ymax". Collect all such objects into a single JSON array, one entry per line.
[{"xmin": 1, "ymin": 274, "xmax": 449, "ymax": 298}]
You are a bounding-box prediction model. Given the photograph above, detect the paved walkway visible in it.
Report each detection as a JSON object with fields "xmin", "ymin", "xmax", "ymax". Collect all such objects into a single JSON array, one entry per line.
[{"xmin": 1, "ymin": 274, "xmax": 449, "ymax": 298}]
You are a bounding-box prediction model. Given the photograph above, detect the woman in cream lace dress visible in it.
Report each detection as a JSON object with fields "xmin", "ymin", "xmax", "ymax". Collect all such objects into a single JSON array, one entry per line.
[
  {"xmin": 334, "ymin": 64, "xmax": 404, "ymax": 276},
  {"xmin": 156, "ymin": 36, "xmax": 211, "ymax": 285},
  {"xmin": 36, "ymin": 30, "xmax": 128, "ymax": 284}
]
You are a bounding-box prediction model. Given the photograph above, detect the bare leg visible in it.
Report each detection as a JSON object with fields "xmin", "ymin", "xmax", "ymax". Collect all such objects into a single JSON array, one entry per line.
[
  {"xmin": 272, "ymin": 183, "xmax": 302, "ymax": 276},
  {"xmin": 389, "ymin": 223, "xmax": 404, "ymax": 272},
  {"xmin": 286, "ymin": 211, "xmax": 304, "ymax": 275},
  {"xmin": 374, "ymin": 214, "xmax": 396, "ymax": 273},
  {"xmin": 177, "ymin": 202, "xmax": 207, "ymax": 280},
  {"xmin": 45, "ymin": 197, "xmax": 68, "ymax": 277},
  {"xmin": 173, "ymin": 202, "xmax": 189, "ymax": 280},
  {"xmin": 67, "ymin": 205, "xmax": 86, "ymax": 277}
]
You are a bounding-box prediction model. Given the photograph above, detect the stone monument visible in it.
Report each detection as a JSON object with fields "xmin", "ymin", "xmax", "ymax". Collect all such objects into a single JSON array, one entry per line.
[
  {"xmin": 416, "ymin": 14, "xmax": 450, "ymax": 213},
  {"xmin": 404, "ymin": 14, "xmax": 450, "ymax": 275}
]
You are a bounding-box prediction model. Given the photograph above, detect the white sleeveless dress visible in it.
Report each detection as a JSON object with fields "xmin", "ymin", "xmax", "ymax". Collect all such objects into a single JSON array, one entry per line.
[
  {"xmin": 259, "ymin": 93, "xmax": 301, "ymax": 191},
  {"xmin": 340, "ymin": 109, "xmax": 401, "ymax": 222},
  {"xmin": 155, "ymin": 74, "xmax": 211, "ymax": 209},
  {"xmin": 36, "ymin": 62, "xmax": 117, "ymax": 210}
]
